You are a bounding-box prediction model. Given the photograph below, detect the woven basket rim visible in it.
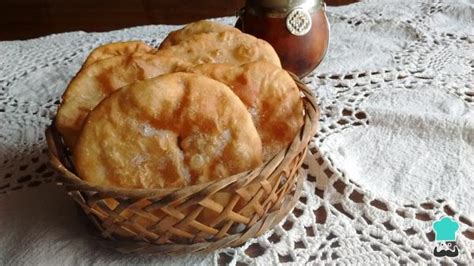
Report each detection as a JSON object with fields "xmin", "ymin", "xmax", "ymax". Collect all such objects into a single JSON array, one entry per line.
[
  {"xmin": 46, "ymin": 74, "xmax": 319, "ymax": 198},
  {"xmin": 91, "ymin": 169, "xmax": 306, "ymax": 254}
]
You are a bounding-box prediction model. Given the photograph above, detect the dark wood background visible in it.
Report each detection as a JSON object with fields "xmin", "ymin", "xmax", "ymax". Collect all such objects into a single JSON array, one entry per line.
[{"xmin": 0, "ymin": 0, "xmax": 357, "ymax": 41}]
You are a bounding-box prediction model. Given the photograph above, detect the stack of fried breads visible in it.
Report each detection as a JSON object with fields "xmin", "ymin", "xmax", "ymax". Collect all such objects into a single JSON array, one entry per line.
[{"xmin": 55, "ymin": 20, "xmax": 304, "ymax": 191}]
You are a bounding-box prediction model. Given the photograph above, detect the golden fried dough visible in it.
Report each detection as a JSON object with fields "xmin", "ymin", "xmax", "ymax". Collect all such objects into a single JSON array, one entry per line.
[
  {"xmin": 83, "ymin": 41, "xmax": 154, "ymax": 66},
  {"xmin": 155, "ymin": 31, "xmax": 281, "ymax": 67},
  {"xmin": 188, "ymin": 61, "xmax": 304, "ymax": 160},
  {"xmin": 74, "ymin": 73, "xmax": 263, "ymax": 189},
  {"xmin": 159, "ymin": 20, "xmax": 241, "ymax": 49},
  {"xmin": 56, "ymin": 53, "xmax": 189, "ymax": 148}
]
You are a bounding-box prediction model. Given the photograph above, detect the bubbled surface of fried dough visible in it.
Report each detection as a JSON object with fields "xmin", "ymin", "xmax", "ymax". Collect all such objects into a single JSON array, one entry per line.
[
  {"xmin": 155, "ymin": 31, "xmax": 281, "ymax": 67},
  {"xmin": 56, "ymin": 53, "xmax": 189, "ymax": 149},
  {"xmin": 159, "ymin": 20, "xmax": 241, "ymax": 49},
  {"xmin": 74, "ymin": 73, "xmax": 263, "ymax": 189},
  {"xmin": 189, "ymin": 61, "xmax": 304, "ymax": 161},
  {"xmin": 83, "ymin": 41, "xmax": 154, "ymax": 67}
]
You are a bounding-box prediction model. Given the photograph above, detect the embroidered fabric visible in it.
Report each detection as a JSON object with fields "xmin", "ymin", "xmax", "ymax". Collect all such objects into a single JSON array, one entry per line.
[{"xmin": 0, "ymin": 0, "xmax": 473, "ymax": 264}]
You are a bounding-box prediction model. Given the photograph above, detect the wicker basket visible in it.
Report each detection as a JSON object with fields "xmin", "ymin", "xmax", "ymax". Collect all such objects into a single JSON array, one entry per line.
[{"xmin": 45, "ymin": 76, "xmax": 319, "ymax": 255}]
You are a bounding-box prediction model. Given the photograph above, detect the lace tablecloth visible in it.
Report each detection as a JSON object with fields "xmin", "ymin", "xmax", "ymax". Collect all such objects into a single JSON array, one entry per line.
[{"xmin": 1, "ymin": 0, "xmax": 473, "ymax": 264}]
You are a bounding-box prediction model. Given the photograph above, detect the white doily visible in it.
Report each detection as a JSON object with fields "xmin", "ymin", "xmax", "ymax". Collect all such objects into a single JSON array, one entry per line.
[{"xmin": 1, "ymin": 0, "xmax": 473, "ymax": 264}]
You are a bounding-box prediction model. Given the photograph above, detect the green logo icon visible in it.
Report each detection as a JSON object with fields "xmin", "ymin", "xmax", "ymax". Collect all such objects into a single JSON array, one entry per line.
[
  {"xmin": 433, "ymin": 217, "xmax": 460, "ymax": 241},
  {"xmin": 432, "ymin": 217, "xmax": 460, "ymax": 257}
]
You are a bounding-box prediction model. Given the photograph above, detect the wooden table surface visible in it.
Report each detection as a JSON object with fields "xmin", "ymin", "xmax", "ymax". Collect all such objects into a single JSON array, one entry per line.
[{"xmin": 0, "ymin": 0, "xmax": 357, "ymax": 41}]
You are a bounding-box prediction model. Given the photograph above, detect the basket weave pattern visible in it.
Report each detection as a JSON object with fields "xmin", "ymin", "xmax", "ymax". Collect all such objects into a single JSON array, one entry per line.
[{"xmin": 46, "ymin": 76, "xmax": 319, "ymax": 254}]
